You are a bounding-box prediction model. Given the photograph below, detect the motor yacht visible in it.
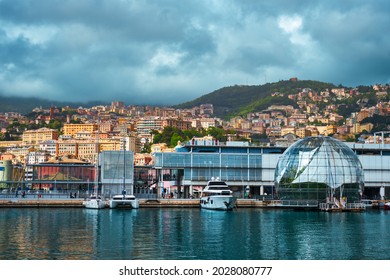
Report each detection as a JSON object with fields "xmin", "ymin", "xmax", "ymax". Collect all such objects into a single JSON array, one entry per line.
[{"xmin": 200, "ymin": 177, "xmax": 236, "ymax": 210}]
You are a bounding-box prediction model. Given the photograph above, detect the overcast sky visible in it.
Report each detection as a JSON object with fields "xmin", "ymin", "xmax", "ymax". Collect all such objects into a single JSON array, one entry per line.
[{"xmin": 0, "ymin": 0, "xmax": 389, "ymax": 106}]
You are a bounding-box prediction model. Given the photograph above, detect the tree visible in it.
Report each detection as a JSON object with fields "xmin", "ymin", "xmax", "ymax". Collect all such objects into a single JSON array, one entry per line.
[
  {"xmin": 206, "ymin": 127, "xmax": 226, "ymax": 141},
  {"xmin": 141, "ymin": 143, "xmax": 151, "ymax": 153},
  {"xmin": 170, "ymin": 132, "xmax": 185, "ymax": 147},
  {"xmin": 46, "ymin": 119, "xmax": 63, "ymax": 131}
]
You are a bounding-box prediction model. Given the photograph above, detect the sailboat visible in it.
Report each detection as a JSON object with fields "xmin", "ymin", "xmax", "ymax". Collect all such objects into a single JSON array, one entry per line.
[
  {"xmin": 109, "ymin": 137, "xmax": 139, "ymax": 209},
  {"xmin": 83, "ymin": 128, "xmax": 105, "ymax": 209}
]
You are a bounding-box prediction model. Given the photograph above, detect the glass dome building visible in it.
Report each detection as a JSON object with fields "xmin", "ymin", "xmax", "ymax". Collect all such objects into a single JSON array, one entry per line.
[{"xmin": 274, "ymin": 136, "xmax": 364, "ymax": 202}]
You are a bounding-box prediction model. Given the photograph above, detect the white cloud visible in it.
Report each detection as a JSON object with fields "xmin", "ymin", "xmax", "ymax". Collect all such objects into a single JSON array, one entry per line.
[
  {"xmin": 149, "ymin": 48, "xmax": 185, "ymax": 69},
  {"xmin": 278, "ymin": 15, "xmax": 303, "ymax": 34}
]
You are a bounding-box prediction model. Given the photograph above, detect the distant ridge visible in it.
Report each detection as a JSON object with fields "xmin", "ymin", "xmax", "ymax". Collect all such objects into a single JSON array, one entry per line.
[
  {"xmin": 0, "ymin": 94, "xmax": 106, "ymax": 114},
  {"xmin": 175, "ymin": 79, "xmax": 337, "ymax": 118},
  {"xmin": 0, "ymin": 79, "xmax": 338, "ymax": 116}
]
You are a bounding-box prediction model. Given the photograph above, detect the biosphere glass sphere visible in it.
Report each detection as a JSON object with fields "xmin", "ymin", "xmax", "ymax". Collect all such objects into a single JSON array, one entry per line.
[{"xmin": 274, "ymin": 136, "xmax": 364, "ymax": 201}]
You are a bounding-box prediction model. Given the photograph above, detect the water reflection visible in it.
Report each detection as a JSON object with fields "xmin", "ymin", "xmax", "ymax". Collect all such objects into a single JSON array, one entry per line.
[{"xmin": 1, "ymin": 208, "xmax": 390, "ymax": 260}]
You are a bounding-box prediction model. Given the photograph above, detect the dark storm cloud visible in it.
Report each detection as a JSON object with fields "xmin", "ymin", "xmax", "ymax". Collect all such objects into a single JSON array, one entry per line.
[{"xmin": 0, "ymin": 0, "xmax": 389, "ymax": 105}]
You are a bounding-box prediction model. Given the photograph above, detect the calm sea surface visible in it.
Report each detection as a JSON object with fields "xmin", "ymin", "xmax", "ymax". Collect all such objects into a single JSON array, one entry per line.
[{"xmin": 0, "ymin": 207, "xmax": 389, "ymax": 260}]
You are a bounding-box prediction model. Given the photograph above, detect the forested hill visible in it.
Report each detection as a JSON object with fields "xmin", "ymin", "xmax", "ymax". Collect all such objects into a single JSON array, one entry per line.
[{"xmin": 175, "ymin": 80, "xmax": 337, "ymax": 118}]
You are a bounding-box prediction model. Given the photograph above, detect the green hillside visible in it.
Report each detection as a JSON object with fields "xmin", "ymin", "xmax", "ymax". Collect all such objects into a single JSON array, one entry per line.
[{"xmin": 176, "ymin": 80, "xmax": 337, "ymax": 118}]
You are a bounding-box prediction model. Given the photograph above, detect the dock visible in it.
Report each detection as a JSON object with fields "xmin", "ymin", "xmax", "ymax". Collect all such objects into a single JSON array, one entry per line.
[
  {"xmin": 0, "ymin": 197, "xmax": 269, "ymax": 208},
  {"xmin": 0, "ymin": 198, "xmax": 85, "ymax": 208},
  {"xmin": 0, "ymin": 197, "xmax": 384, "ymax": 211}
]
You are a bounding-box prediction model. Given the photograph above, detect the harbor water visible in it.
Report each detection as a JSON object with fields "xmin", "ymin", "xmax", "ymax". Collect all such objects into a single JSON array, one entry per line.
[{"xmin": 1, "ymin": 207, "xmax": 390, "ymax": 260}]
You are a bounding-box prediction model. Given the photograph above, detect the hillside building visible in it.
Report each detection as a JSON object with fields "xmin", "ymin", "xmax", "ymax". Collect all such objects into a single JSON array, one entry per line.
[{"xmin": 22, "ymin": 128, "xmax": 59, "ymax": 144}]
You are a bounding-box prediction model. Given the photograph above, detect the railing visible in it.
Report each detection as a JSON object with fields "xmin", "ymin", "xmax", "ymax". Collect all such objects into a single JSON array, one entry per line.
[
  {"xmin": 319, "ymin": 202, "xmax": 366, "ymax": 211},
  {"xmin": 345, "ymin": 202, "xmax": 365, "ymax": 210},
  {"xmin": 267, "ymin": 200, "xmax": 319, "ymax": 207},
  {"xmin": 0, "ymin": 192, "xmax": 84, "ymax": 200}
]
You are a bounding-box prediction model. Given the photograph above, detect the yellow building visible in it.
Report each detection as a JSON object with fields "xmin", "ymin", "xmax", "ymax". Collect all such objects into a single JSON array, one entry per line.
[
  {"xmin": 360, "ymin": 122, "xmax": 373, "ymax": 133},
  {"xmin": 326, "ymin": 125, "xmax": 338, "ymax": 135},
  {"xmin": 357, "ymin": 110, "xmax": 370, "ymax": 122},
  {"xmin": 0, "ymin": 141, "xmax": 23, "ymax": 148},
  {"xmin": 56, "ymin": 141, "xmax": 77, "ymax": 157},
  {"xmin": 22, "ymin": 128, "xmax": 59, "ymax": 144},
  {"xmin": 281, "ymin": 126, "xmax": 296, "ymax": 136},
  {"xmin": 55, "ymin": 136, "xmax": 136, "ymax": 163},
  {"xmin": 63, "ymin": 124, "xmax": 98, "ymax": 137},
  {"xmin": 315, "ymin": 126, "xmax": 328, "ymax": 135},
  {"xmin": 296, "ymin": 128, "xmax": 310, "ymax": 138}
]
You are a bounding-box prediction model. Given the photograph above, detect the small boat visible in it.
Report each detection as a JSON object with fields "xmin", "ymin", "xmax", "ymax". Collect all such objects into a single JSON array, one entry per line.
[
  {"xmin": 83, "ymin": 194, "xmax": 105, "ymax": 209},
  {"xmin": 109, "ymin": 193, "xmax": 140, "ymax": 209},
  {"xmin": 200, "ymin": 177, "xmax": 236, "ymax": 211},
  {"xmin": 384, "ymin": 202, "xmax": 390, "ymax": 210}
]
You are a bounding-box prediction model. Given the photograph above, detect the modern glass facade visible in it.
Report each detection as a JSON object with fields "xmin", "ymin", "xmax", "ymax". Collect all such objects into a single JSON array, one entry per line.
[
  {"xmin": 100, "ymin": 150, "xmax": 134, "ymax": 195},
  {"xmin": 275, "ymin": 136, "xmax": 364, "ymax": 201},
  {"xmin": 153, "ymin": 142, "xmax": 277, "ymax": 198},
  {"xmin": 154, "ymin": 152, "xmax": 263, "ymax": 182},
  {"xmin": 29, "ymin": 163, "xmax": 94, "ymax": 192}
]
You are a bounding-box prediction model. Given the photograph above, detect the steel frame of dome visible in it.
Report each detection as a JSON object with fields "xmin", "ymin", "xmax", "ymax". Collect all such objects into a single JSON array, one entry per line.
[{"xmin": 274, "ymin": 136, "xmax": 364, "ymax": 202}]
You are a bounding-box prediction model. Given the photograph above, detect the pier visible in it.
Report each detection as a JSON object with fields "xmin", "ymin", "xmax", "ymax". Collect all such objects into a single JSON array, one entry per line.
[
  {"xmin": 1, "ymin": 196, "xmax": 387, "ymax": 211},
  {"xmin": 0, "ymin": 197, "xmax": 267, "ymax": 208}
]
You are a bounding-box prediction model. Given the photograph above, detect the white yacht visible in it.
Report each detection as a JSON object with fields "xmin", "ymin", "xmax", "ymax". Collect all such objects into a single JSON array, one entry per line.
[
  {"xmin": 200, "ymin": 178, "xmax": 236, "ymax": 210},
  {"xmin": 109, "ymin": 192, "xmax": 140, "ymax": 209},
  {"xmin": 83, "ymin": 194, "xmax": 105, "ymax": 209}
]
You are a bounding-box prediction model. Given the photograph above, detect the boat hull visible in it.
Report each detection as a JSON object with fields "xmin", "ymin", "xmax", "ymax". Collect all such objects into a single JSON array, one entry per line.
[
  {"xmin": 200, "ymin": 195, "xmax": 236, "ymax": 210},
  {"xmin": 83, "ymin": 199, "xmax": 105, "ymax": 209},
  {"xmin": 109, "ymin": 195, "xmax": 139, "ymax": 209}
]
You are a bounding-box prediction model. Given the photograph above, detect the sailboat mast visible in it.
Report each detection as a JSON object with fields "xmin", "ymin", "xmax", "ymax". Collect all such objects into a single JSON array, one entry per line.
[
  {"xmin": 95, "ymin": 119, "xmax": 100, "ymax": 195},
  {"xmin": 123, "ymin": 136, "xmax": 126, "ymax": 193}
]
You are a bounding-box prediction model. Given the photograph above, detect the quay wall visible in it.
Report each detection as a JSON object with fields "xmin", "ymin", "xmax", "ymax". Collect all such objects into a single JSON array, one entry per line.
[
  {"xmin": 0, "ymin": 198, "xmax": 268, "ymax": 208},
  {"xmin": 0, "ymin": 199, "xmax": 84, "ymax": 208}
]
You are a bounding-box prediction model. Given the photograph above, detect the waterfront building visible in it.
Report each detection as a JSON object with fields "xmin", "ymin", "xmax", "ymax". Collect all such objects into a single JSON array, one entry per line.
[
  {"xmin": 8, "ymin": 135, "xmax": 390, "ymax": 201},
  {"xmin": 100, "ymin": 150, "xmax": 134, "ymax": 196},
  {"xmin": 0, "ymin": 160, "xmax": 12, "ymax": 188},
  {"xmin": 24, "ymin": 151, "xmax": 138, "ymax": 196},
  {"xmin": 153, "ymin": 139, "xmax": 276, "ymax": 198},
  {"xmin": 152, "ymin": 135, "xmax": 390, "ymax": 200},
  {"xmin": 28, "ymin": 154, "xmax": 94, "ymax": 192}
]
